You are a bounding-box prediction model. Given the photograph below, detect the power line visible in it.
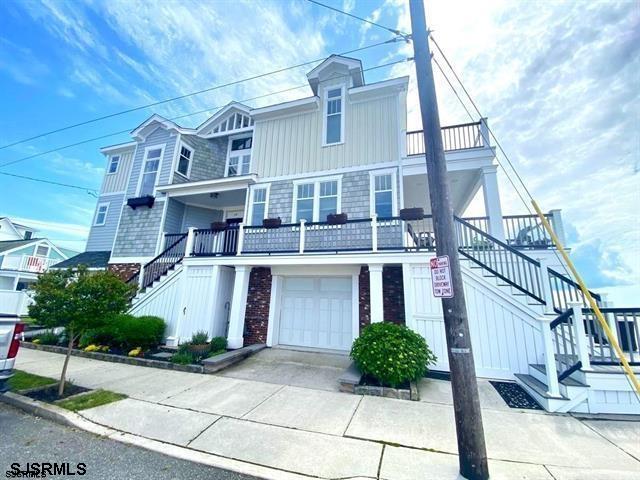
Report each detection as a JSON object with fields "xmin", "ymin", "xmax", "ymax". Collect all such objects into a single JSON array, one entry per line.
[
  {"xmin": 0, "ymin": 38, "xmax": 401, "ymax": 151},
  {"xmin": 0, "ymin": 57, "xmax": 412, "ymax": 170},
  {"xmin": 0, "ymin": 171, "xmax": 98, "ymax": 194},
  {"xmin": 305, "ymin": 0, "xmax": 411, "ymax": 39}
]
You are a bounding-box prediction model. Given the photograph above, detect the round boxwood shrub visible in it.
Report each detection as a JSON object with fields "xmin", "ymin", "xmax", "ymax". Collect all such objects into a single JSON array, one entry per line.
[
  {"xmin": 109, "ymin": 314, "xmax": 166, "ymax": 351},
  {"xmin": 350, "ymin": 322, "xmax": 436, "ymax": 387}
]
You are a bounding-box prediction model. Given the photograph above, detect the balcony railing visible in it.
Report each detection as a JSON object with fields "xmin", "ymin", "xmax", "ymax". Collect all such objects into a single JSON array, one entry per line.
[
  {"xmin": 0, "ymin": 255, "xmax": 59, "ymax": 273},
  {"xmin": 407, "ymin": 121, "xmax": 486, "ymax": 156}
]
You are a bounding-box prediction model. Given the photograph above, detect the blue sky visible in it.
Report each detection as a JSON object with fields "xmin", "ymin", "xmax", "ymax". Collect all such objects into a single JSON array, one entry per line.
[{"xmin": 0, "ymin": 0, "xmax": 638, "ymax": 304}]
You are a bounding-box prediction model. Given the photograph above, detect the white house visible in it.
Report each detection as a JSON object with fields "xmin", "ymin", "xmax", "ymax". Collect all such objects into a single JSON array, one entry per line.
[{"xmin": 62, "ymin": 55, "xmax": 639, "ymax": 415}]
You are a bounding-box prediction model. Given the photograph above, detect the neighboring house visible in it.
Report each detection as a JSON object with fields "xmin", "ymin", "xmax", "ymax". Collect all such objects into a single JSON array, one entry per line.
[
  {"xmin": 0, "ymin": 217, "xmax": 71, "ymax": 315},
  {"xmin": 64, "ymin": 55, "xmax": 638, "ymax": 415}
]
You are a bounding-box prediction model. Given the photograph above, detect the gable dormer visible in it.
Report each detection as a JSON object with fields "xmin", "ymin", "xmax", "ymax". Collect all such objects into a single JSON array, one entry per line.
[
  {"xmin": 196, "ymin": 102, "xmax": 253, "ymax": 137},
  {"xmin": 306, "ymin": 55, "xmax": 364, "ymax": 95}
]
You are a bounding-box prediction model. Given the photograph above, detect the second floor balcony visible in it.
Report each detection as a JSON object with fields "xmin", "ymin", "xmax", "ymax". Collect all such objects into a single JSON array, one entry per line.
[
  {"xmin": 0, "ymin": 254, "xmax": 60, "ymax": 273},
  {"xmin": 406, "ymin": 120, "xmax": 489, "ymax": 156}
]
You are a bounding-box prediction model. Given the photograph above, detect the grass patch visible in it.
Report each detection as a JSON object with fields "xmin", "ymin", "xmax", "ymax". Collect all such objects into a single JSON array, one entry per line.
[
  {"xmin": 56, "ymin": 389, "xmax": 126, "ymax": 412},
  {"xmin": 7, "ymin": 370, "xmax": 57, "ymax": 392}
]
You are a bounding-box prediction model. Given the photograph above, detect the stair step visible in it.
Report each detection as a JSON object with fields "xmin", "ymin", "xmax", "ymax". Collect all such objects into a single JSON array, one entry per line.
[
  {"xmin": 514, "ymin": 373, "xmax": 567, "ymax": 400},
  {"xmin": 529, "ymin": 364, "xmax": 589, "ymax": 387}
]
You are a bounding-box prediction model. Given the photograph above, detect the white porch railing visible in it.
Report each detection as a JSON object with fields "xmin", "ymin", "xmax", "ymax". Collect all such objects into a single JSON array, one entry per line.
[
  {"xmin": 0, "ymin": 255, "xmax": 59, "ymax": 273},
  {"xmin": 0, "ymin": 290, "xmax": 34, "ymax": 316}
]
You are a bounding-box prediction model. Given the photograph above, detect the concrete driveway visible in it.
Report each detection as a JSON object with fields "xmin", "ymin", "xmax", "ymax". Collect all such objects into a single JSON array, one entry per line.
[{"xmin": 9, "ymin": 348, "xmax": 640, "ymax": 480}]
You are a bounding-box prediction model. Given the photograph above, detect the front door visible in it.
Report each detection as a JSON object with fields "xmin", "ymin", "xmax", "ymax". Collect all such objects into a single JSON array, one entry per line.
[{"xmin": 222, "ymin": 207, "xmax": 244, "ymax": 255}]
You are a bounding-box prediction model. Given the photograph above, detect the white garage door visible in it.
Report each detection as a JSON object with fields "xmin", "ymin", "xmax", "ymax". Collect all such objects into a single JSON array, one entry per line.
[{"xmin": 279, "ymin": 276, "xmax": 353, "ymax": 351}]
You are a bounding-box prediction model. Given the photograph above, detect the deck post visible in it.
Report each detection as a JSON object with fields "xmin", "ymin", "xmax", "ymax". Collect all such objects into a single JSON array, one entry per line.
[
  {"xmin": 299, "ymin": 219, "xmax": 306, "ymax": 254},
  {"xmin": 227, "ymin": 265, "xmax": 252, "ymax": 349},
  {"xmin": 368, "ymin": 264, "xmax": 384, "ymax": 323},
  {"xmin": 479, "ymin": 117, "xmax": 490, "ymax": 148},
  {"xmin": 138, "ymin": 262, "xmax": 145, "ymax": 291},
  {"xmin": 184, "ymin": 227, "xmax": 197, "ymax": 257},
  {"xmin": 548, "ymin": 209, "xmax": 566, "ymax": 246},
  {"xmin": 371, "ymin": 214, "xmax": 378, "ymax": 252},
  {"xmin": 569, "ymin": 301, "xmax": 591, "ymax": 371},
  {"xmin": 537, "ymin": 257, "xmax": 555, "ymax": 314},
  {"xmin": 481, "ymin": 165, "xmax": 505, "ymax": 241},
  {"xmin": 600, "ymin": 293, "xmax": 619, "ymax": 344},
  {"xmin": 237, "ymin": 223, "xmax": 244, "ymax": 256},
  {"xmin": 539, "ymin": 316, "xmax": 561, "ymax": 397}
]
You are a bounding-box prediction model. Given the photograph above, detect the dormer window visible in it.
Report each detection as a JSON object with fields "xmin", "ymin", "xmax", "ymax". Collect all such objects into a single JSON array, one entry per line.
[
  {"xmin": 226, "ymin": 136, "xmax": 252, "ymax": 177},
  {"xmin": 107, "ymin": 155, "xmax": 120, "ymax": 174},
  {"xmin": 176, "ymin": 144, "xmax": 193, "ymax": 178},
  {"xmin": 24, "ymin": 230, "xmax": 33, "ymax": 240},
  {"xmin": 324, "ymin": 86, "xmax": 344, "ymax": 146}
]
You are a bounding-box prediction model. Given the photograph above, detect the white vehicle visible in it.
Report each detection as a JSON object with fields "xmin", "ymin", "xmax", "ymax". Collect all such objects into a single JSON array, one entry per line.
[{"xmin": 0, "ymin": 315, "xmax": 24, "ymax": 392}]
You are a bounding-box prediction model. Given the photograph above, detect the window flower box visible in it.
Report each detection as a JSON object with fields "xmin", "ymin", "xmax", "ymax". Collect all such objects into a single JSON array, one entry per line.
[
  {"xmin": 127, "ymin": 195, "xmax": 155, "ymax": 210},
  {"xmin": 263, "ymin": 217, "xmax": 282, "ymax": 229},
  {"xmin": 327, "ymin": 213, "xmax": 348, "ymax": 225},
  {"xmin": 400, "ymin": 207, "xmax": 424, "ymax": 221},
  {"xmin": 211, "ymin": 222, "xmax": 228, "ymax": 232}
]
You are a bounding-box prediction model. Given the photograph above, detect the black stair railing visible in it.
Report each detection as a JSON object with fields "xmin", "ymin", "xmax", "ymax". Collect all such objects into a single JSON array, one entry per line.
[
  {"xmin": 548, "ymin": 268, "xmax": 601, "ymax": 314},
  {"xmin": 127, "ymin": 233, "xmax": 188, "ymax": 290},
  {"xmin": 549, "ymin": 309, "xmax": 582, "ymax": 382}
]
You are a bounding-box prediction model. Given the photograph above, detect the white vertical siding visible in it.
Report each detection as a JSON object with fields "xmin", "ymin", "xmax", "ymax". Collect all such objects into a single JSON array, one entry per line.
[
  {"xmin": 253, "ymin": 93, "xmax": 400, "ymax": 177},
  {"xmin": 101, "ymin": 150, "xmax": 134, "ymax": 194},
  {"xmin": 406, "ymin": 263, "xmax": 544, "ymax": 379}
]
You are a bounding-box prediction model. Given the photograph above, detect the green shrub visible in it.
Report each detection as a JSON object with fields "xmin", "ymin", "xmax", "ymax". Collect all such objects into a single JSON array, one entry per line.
[
  {"xmin": 79, "ymin": 327, "xmax": 114, "ymax": 348},
  {"xmin": 170, "ymin": 351, "xmax": 195, "ymax": 365},
  {"xmin": 109, "ymin": 314, "xmax": 166, "ymax": 351},
  {"xmin": 210, "ymin": 336, "xmax": 227, "ymax": 353},
  {"xmin": 35, "ymin": 330, "xmax": 60, "ymax": 345},
  {"xmin": 190, "ymin": 330, "xmax": 209, "ymax": 345},
  {"xmin": 350, "ymin": 322, "xmax": 436, "ymax": 388}
]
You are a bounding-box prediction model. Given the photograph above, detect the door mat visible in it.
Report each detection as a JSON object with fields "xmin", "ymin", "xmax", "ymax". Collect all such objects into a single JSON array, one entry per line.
[{"xmin": 489, "ymin": 380, "xmax": 543, "ymax": 410}]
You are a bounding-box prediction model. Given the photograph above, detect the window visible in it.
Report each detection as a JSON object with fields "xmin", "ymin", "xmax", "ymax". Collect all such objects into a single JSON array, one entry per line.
[
  {"xmin": 139, "ymin": 147, "xmax": 163, "ymax": 196},
  {"xmin": 292, "ymin": 177, "xmax": 341, "ymax": 222},
  {"xmin": 176, "ymin": 144, "xmax": 193, "ymax": 178},
  {"xmin": 107, "ymin": 155, "xmax": 120, "ymax": 174},
  {"xmin": 295, "ymin": 183, "xmax": 315, "ymax": 222},
  {"xmin": 324, "ymin": 87, "xmax": 343, "ymax": 145},
  {"xmin": 23, "ymin": 231, "xmax": 33, "ymax": 240},
  {"xmin": 35, "ymin": 245, "xmax": 49, "ymax": 257},
  {"xmin": 371, "ymin": 172, "xmax": 396, "ymax": 218},
  {"xmin": 318, "ymin": 180, "xmax": 338, "ymax": 220},
  {"xmin": 94, "ymin": 203, "xmax": 109, "ymax": 226},
  {"xmin": 226, "ymin": 136, "xmax": 252, "ymax": 177},
  {"xmin": 250, "ymin": 186, "xmax": 268, "ymax": 226}
]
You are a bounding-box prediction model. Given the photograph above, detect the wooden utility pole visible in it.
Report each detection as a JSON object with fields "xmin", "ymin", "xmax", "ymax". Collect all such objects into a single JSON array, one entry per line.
[{"xmin": 408, "ymin": 1, "xmax": 489, "ymax": 479}]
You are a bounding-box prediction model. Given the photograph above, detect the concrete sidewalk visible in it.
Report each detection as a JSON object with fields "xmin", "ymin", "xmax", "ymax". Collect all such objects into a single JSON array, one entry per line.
[{"xmin": 11, "ymin": 348, "xmax": 640, "ymax": 480}]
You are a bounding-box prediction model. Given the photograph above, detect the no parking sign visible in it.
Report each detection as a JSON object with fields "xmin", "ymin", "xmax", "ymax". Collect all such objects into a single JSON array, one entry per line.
[{"xmin": 430, "ymin": 255, "xmax": 454, "ymax": 298}]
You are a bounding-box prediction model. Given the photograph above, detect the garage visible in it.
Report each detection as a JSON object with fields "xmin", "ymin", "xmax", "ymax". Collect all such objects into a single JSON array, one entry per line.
[{"xmin": 278, "ymin": 276, "xmax": 354, "ymax": 351}]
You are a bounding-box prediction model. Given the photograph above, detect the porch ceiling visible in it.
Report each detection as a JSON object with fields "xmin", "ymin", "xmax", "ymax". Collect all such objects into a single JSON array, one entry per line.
[
  {"xmin": 178, "ymin": 189, "xmax": 247, "ymax": 209},
  {"xmin": 403, "ymin": 170, "xmax": 480, "ymax": 215}
]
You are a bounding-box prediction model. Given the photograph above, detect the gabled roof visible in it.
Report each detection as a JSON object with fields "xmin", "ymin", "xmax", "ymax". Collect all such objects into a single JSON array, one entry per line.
[
  {"xmin": 0, "ymin": 239, "xmax": 37, "ymax": 254},
  {"xmin": 306, "ymin": 55, "xmax": 364, "ymax": 95},
  {"xmin": 195, "ymin": 102, "xmax": 252, "ymax": 136},
  {"xmin": 52, "ymin": 251, "xmax": 111, "ymax": 270},
  {"xmin": 130, "ymin": 114, "xmax": 196, "ymax": 142}
]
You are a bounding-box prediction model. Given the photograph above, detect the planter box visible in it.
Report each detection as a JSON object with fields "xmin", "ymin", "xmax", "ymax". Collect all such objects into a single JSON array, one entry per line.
[
  {"xmin": 338, "ymin": 363, "xmax": 420, "ymax": 401},
  {"xmin": 126, "ymin": 195, "xmax": 155, "ymax": 209},
  {"xmin": 326, "ymin": 213, "xmax": 348, "ymax": 225},
  {"xmin": 400, "ymin": 207, "xmax": 424, "ymax": 221},
  {"xmin": 210, "ymin": 222, "xmax": 228, "ymax": 232},
  {"xmin": 263, "ymin": 217, "xmax": 282, "ymax": 229}
]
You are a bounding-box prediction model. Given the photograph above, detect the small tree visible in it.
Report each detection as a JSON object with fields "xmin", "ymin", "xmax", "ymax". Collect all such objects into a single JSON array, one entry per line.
[{"xmin": 29, "ymin": 266, "xmax": 135, "ymax": 396}]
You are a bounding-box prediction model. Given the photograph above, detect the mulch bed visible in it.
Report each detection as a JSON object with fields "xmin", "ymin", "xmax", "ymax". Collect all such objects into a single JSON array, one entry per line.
[
  {"xmin": 23, "ymin": 384, "xmax": 89, "ymax": 403},
  {"xmin": 489, "ymin": 380, "xmax": 543, "ymax": 410}
]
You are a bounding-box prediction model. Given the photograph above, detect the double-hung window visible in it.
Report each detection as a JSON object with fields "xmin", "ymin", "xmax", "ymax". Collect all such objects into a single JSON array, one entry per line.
[
  {"xmin": 250, "ymin": 186, "xmax": 268, "ymax": 226},
  {"xmin": 227, "ymin": 136, "xmax": 252, "ymax": 177},
  {"xmin": 293, "ymin": 177, "xmax": 341, "ymax": 222},
  {"xmin": 139, "ymin": 147, "xmax": 162, "ymax": 196},
  {"xmin": 107, "ymin": 155, "xmax": 120, "ymax": 174},
  {"xmin": 176, "ymin": 144, "xmax": 193, "ymax": 178},
  {"xmin": 324, "ymin": 87, "xmax": 343, "ymax": 145},
  {"xmin": 371, "ymin": 172, "xmax": 395, "ymax": 218},
  {"xmin": 94, "ymin": 203, "xmax": 109, "ymax": 226}
]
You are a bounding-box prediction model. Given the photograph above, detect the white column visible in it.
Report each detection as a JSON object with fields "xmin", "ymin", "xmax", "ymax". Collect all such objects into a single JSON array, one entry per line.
[
  {"xmin": 537, "ymin": 257, "xmax": 555, "ymax": 314},
  {"xmin": 569, "ymin": 301, "xmax": 591, "ymax": 371},
  {"xmin": 481, "ymin": 165, "xmax": 505, "ymax": 241},
  {"xmin": 184, "ymin": 227, "xmax": 197, "ymax": 257},
  {"xmin": 299, "ymin": 219, "xmax": 306, "ymax": 254},
  {"xmin": 369, "ymin": 264, "xmax": 384, "ymax": 324},
  {"xmin": 548, "ymin": 209, "xmax": 565, "ymax": 246},
  {"xmin": 539, "ymin": 316, "xmax": 561, "ymax": 397},
  {"xmin": 600, "ymin": 293, "xmax": 619, "ymax": 344},
  {"xmin": 237, "ymin": 223, "xmax": 244, "ymax": 255},
  {"xmin": 138, "ymin": 262, "xmax": 145, "ymax": 291},
  {"xmin": 479, "ymin": 117, "xmax": 490, "ymax": 147},
  {"xmin": 227, "ymin": 265, "xmax": 252, "ymax": 349},
  {"xmin": 371, "ymin": 214, "xmax": 378, "ymax": 252}
]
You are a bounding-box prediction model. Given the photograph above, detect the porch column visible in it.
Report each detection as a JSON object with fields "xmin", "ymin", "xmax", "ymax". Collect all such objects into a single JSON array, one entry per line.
[
  {"xmin": 227, "ymin": 265, "xmax": 252, "ymax": 349},
  {"xmin": 548, "ymin": 209, "xmax": 566, "ymax": 246},
  {"xmin": 481, "ymin": 165, "xmax": 505, "ymax": 241},
  {"xmin": 369, "ymin": 264, "xmax": 384, "ymax": 324}
]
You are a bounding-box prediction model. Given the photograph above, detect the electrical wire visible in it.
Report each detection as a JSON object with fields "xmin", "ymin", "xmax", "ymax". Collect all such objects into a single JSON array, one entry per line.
[
  {"xmin": 0, "ymin": 171, "xmax": 98, "ymax": 194},
  {"xmin": 0, "ymin": 38, "xmax": 402, "ymax": 151}
]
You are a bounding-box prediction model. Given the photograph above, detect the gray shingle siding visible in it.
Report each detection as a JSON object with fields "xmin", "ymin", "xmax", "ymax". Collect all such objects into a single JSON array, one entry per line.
[
  {"xmin": 112, "ymin": 201, "xmax": 164, "ymax": 257},
  {"xmin": 85, "ymin": 193, "xmax": 124, "ymax": 252},
  {"xmin": 174, "ymin": 135, "xmax": 227, "ymax": 184},
  {"xmin": 126, "ymin": 127, "xmax": 177, "ymax": 198},
  {"xmin": 164, "ymin": 199, "xmax": 185, "ymax": 234},
  {"xmin": 182, "ymin": 205, "xmax": 222, "ymax": 230}
]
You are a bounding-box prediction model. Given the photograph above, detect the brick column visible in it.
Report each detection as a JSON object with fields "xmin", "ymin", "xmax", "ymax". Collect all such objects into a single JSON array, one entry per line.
[
  {"xmin": 359, "ymin": 266, "xmax": 371, "ymax": 334},
  {"xmin": 383, "ymin": 266, "xmax": 405, "ymax": 325},
  {"xmin": 243, "ymin": 267, "xmax": 272, "ymax": 345}
]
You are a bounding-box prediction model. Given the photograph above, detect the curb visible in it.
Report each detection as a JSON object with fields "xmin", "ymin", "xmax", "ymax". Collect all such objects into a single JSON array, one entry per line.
[{"xmin": 0, "ymin": 391, "xmax": 313, "ymax": 480}]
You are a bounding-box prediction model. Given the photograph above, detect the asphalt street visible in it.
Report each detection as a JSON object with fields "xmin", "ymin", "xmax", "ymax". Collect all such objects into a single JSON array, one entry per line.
[{"xmin": 0, "ymin": 402, "xmax": 259, "ymax": 480}]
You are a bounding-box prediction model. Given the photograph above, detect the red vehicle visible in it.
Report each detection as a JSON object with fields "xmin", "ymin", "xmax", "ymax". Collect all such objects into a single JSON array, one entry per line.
[{"xmin": 0, "ymin": 315, "xmax": 24, "ymax": 392}]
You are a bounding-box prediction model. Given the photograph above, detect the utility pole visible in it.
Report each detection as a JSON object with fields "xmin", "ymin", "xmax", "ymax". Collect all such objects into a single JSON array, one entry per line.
[{"xmin": 408, "ymin": 1, "xmax": 489, "ymax": 479}]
